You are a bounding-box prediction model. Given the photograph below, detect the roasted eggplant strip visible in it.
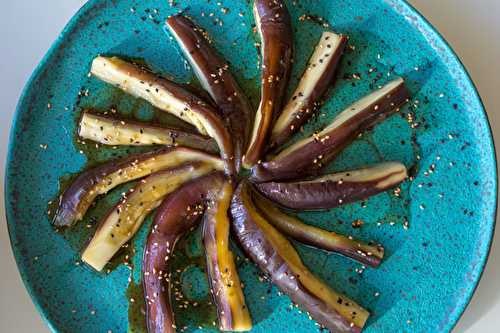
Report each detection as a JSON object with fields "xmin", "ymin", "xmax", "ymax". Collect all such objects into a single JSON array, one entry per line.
[
  {"xmin": 91, "ymin": 56, "xmax": 235, "ymax": 175},
  {"xmin": 256, "ymin": 162, "xmax": 407, "ymax": 211},
  {"xmin": 252, "ymin": 191, "xmax": 383, "ymax": 267},
  {"xmin": 270, "ymin": 31, "xmax": 347, "ymax": 149},
  {"xmin": 203, "ymin": 182, "xmax": 252, "ymax": 331},
  {"xmin": 143, "ymin": 172, "xmax": 225, "ymax": 333},
  {"xmin": 243, "ymin": 0, "xmax": 293, "ymax": 168},
  {"xmin": 53, "ymin": 147, "xmax": 223, "ymax": 227},
  {"xmin": 251, "ymin": 78, "xmax": 409, "ymax": 182},
  {"xmin": 231, "ymin": 182, "xmax": 369, "ymax": 333},
  {"xmin": 167, "ymin": 15, "xmax": 253, "ymax": 171},
  {"xmin": 79, "ymin": 111, "xmax": 218, "ymax": 152},
  {"xmin": 82, "ymin": 163, "xmax": 218, "ymax": 271}
]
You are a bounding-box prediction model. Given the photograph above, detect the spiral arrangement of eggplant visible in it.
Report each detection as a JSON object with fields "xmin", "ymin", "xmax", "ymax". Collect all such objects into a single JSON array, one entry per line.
[{"xmin": 54, "ymin": 1, "xmax": 413, "ymax": 332}]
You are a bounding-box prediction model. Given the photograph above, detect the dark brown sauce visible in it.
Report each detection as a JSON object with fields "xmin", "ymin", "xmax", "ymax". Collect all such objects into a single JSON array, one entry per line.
[
  {"xmin": 127, "ymin": 279, "xmax": 148, "ymax": 333},
  {"xmin": 169, "ymin": 226, "xmax": 218, "ymax": 330}
]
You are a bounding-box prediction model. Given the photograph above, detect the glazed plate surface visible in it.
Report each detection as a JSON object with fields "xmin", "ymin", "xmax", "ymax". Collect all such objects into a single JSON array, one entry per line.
[{"xmin": 5, "ymin": 0, "xmax": 497, "ymax": 332}]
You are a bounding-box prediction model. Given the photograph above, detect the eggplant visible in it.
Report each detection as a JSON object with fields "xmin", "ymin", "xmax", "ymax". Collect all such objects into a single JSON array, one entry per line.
[
  {"xmin": 256, "ymin": 162, "xmax": 407, "ymax": 211},
  {"xmin": 243, "ymin": 0, "xmax": 293, "ymax": 168},
  {"xmin": 79, "ymin": 111, "xmax": 218, "ymax": 152},
  {"xmin": 251, "ymin": 78, "xmax": 409, "ymax": 182},
  {"xmin": 81, "ymin": 162, "xmax": 218, "ymax": 271},
  {"xmin": 252, "ymin": 191, "xmax": 383, "ymax": 267},
  {"xmin": 167, "ymin": 15, "xmax": 253, "ymax": 172},
  {"xmin": 231, "ymin": 182, "xmax": 369, "ymax": 333},
  {"xmin": 203, "ymin": 182, "xmax": 252, "ymax": 331},
  {"xmin": 143, "ymin": 172, "xmax": 225, "ymax": 333},
  {"xmin": 53, "ymin": 147, "xmax": 223, "ymax": 227},
  {"xmin": 90, "ymin": 56, "xmax": 235, "ymax": 175},
  {"xmin": 270, "ymin": 31, "xmax": 347, "ymax": 149}
]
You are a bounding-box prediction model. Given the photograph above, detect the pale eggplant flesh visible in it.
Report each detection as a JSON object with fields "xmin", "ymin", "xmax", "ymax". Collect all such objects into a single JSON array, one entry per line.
[
  {"xmin": 90, "ymin": 56, "xmax": 235, "ymax": 176},
  {"xmin": 167, "ymin": 15, "xmax": 253, "ymax": 172},
  {"xmin": 256, "ymin": 162, "xmax": 408, "ymax": 211},
  {"xmin": 251, "ymin": 78, "xmax": 410, "ymax": 182},
  {"xmin": 203, "ymin": 182, "xmax": 252, "ymax": 331},
  {"xmin": 231, "ymin": 181, "xmax": 369, "ymax": 333},
  {"xmin": 82, "ymin": 162, "xmax": 218, "ymax": 271},
  {"xmin": 252, "ymin": 191, "xmax": 384, "ymax": 267},
  {"xmin": 79, "ymin": 111, "xmax": 218, "ymax": 152},
  {"xmin": 270, "ymin": 31, "xmax": 348, "ymax": 149},
  {"xmin": 243, "ymin": 0, "xmax": 293, "ymax": 168},
  {"xmin": 53, "ymin": 147, "xmax": 223, "ymax": 227},
  {"xmin": 143, "ymin": 172, "xmax": 225, "ymax": 333}
]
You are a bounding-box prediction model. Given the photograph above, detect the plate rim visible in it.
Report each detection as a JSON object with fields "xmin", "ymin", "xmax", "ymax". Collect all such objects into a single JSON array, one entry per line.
[{"xmin": 4, "ymin": 0, "xmax": 498, "ymax": 332}]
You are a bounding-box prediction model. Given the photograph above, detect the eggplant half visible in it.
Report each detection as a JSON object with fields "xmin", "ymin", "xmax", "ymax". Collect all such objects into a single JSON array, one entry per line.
[
  {"xmin": 252, "ymin": 191, "xmax": 384, "ymax": 267},
  {"xmin": 203, "ymin": 182, "xmax": 252, "ymax": 331},
  {"xmin": 82, "ymin": 162, "xmax": 217, "ymax": 271},
  {"xmin": 79, "ymin": 111, "xmax": 218, "ymax": 152},
  {"xmin": 251, "ymin": 77, "xmax": 409, "ymax": 182},
  {"xmin": 143, "ymin": 172, "xmax": 225, "ymax": 333},
  {"xmin": 167, "ymin": 15, "xmax": 253, "ymax": 171},
  {"xmin": 256, "ymin": 162, "xmax": 407, "ymax": 211},
  {"xmin": 90, "ymin": 56, "xmax": 235, "ymax": 175},
  {"xmin": 243, "ymin": 0, "xmax": 293, "ymax": 168},
  {"xmin": 231, "ymin": 182, "xmax": 369, "ymax": 333},
  {"xmin": 53, "ymin": 147, "xmax": 223, "ymax": 227},
  {"xmin": 270, "ymin": 31, "xmax": 347, "ymax": 149}
]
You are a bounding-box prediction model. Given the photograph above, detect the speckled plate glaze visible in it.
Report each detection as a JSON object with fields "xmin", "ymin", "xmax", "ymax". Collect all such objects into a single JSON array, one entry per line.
[{"xmin": 5, "ymin": 0, "xmax": 497, "ymax": 332}]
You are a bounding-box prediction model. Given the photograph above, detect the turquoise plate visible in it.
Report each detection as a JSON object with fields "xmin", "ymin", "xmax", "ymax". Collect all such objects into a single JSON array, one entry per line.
[{"xmin": 5, "ymin": 0, "xmax": 497, "ymax": 332}]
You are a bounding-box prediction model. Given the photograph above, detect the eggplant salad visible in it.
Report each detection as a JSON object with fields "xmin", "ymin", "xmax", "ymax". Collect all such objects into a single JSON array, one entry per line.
[{"xmin": 53, "ymin": 1, "xmax": 411, "ymax": 332}]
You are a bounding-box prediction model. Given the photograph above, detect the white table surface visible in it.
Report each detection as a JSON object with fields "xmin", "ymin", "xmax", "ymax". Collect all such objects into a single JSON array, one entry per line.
[{"xmin": 1, "ymin": 1, "xmax": 499, "ymax": 332}]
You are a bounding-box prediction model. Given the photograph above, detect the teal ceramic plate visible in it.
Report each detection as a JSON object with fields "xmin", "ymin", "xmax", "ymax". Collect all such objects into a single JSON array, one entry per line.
[{"xmin": 5, "ymin": 0, "xmax": 497, "ymax": 332}]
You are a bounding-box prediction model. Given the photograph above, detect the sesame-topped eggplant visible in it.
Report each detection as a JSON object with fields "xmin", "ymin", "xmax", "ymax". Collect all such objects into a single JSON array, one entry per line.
[
  {"xmin": 270, "ymin": 31, "xmax": 347, "ymax": 149},
  {"xmin": 53, "ymin": 147, "xmax": 223, "ymax": 227},
  {"xmin": 252, "ymin": 191, "xmax": 384, "ymax": 267},
  {"xmin": 90, "ymin": 56, "xmax": 235, "ymax": 175},
  {"xmin": 167, "ymin": 15, "xmax": 253, "ymax": 172},
  {"xmin": 231, "ymin": 182, "xmax": 369, "ymax": 333},
  {"xmin": 79, "ymin": 111, "xmax": 218, "ymax": 152},
  {"xmin": 82, "ymin": 162, "xmax": 218, "ymax": 271},
  {"xmin": 143, "ymin": 172, "xmax": 225, "ymax": 333},
  {"xmin": 243, "ymin": 0, "xmax": 293, "ymax": 168},
  {"xmin": 251, "ymin": 78, "xmax": 409, "ymax": 182},
  {"xmin": 203, "ymin": 181, "xmax": 252, "ymax": 331},
  {"xmin": 256, "ymin": 162, "xmax": 408, "ymax": 211}
]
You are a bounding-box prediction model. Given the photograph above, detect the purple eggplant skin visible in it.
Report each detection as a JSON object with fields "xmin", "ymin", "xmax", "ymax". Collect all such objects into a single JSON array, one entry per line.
[
  {"xmin": 243, "ymin": 0, "xmax": 293, "ymax": 168},
  {"xmin": 255, "ymin": 162, "xmax": 408, "ymax": 210},
  {"xmin": 78, "ymin": 110, "xmax": 218, "ymax": 152},
  {"xmin": 252, "ymin": 191, "xmax": 384, "ymax": 267},
  {"xmin": 203, "ymin": 182, "xmax": 252, "ymax": 331},
  {"xmin": 269, "ymin": 32, "xmax": 348, "ymax": 150},
  {"xmin": 52, "ymin": 147, "xmax": 223, "ymax": 227},
  {"xmin": 143, "ymin": 172, "xmax": 225, "ymax": 333},
  {"xmin": 251, "ymin": 78, "xmax": 410, "ymax": 182},
  {"xmin": 91, "ymin": 56, "xmax": 236, "ymax": 176},
  {"xmin": 167, "ymin": 15, "xmax": 253, "ymax": 172},
  {"xmin": 231, "ymin": 182, "xmax": 368, "ymax": 333}
]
